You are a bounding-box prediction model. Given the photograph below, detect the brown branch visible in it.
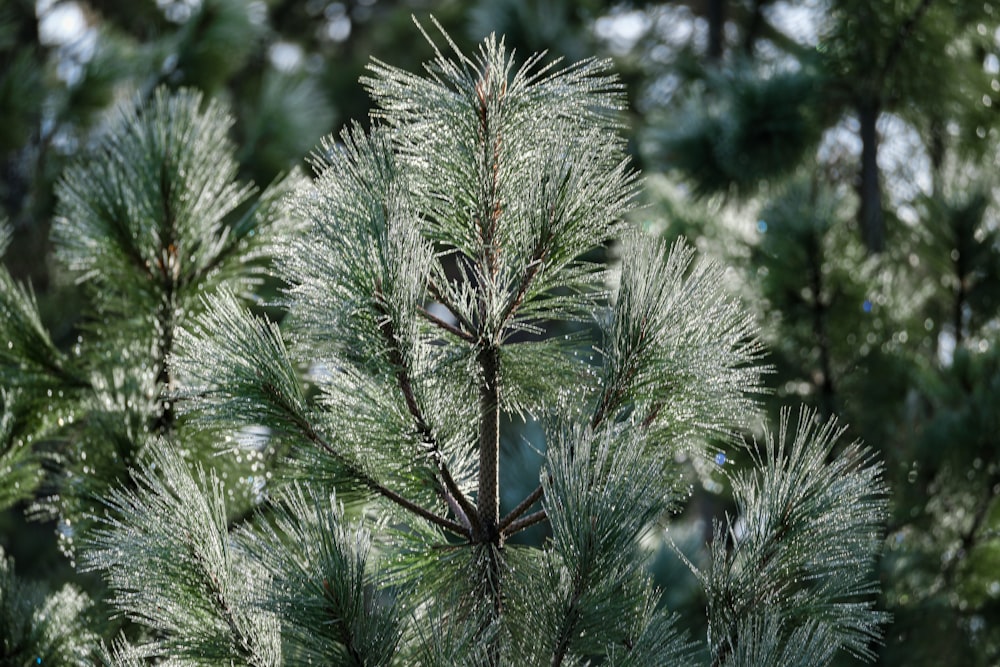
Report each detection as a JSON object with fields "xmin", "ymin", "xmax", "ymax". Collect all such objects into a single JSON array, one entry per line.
[
  {"xmin": 504, "ymin": 509, "xmax": 548, "ymax": 536},
  {"xmin": 259, "ymin": 378, "xmax": 468, "ymax": 538},
  {"xmin": 499, "ymin": 186, "xmax": 554, "ymax": 332},
  {"xmin": 475, "ymin": 66, "xmax": 504, "ymax": 284},
  {"xmin": 499, "ymin": 484, "xmax": 545, "ymax": 534},
  {"xmin": 301, "ymin": 417, "xmax": 469, "ymax": 538},
  {"xmin": 591, "ymin": 381, "xmax": 625, "ymax": 430},
  {"xmin": 428, "ymin": 278, "xmax": 479, "ymax": 337},
  {"xmin": 418, "ymin": 304, "xmax": 476, "ymax": 342},
  {"xmin": 641, "ymin": 402, "xmax": 664, "ymax": 429},
  {"xmin": 376, "ymin": 298, "xmax": 480, "ymax": 534},
  {"xmin": 151, "ymin": 159, "xmax": 179, "ymax": 436},
  {"xmin": 501, "ymin": 257, "xmax": 544, "ymax": 325},
  {"xmin": 184, "ymin": 531, "xmax": 259, "ymax": 662},
  {"xmin": 439, "ymin": 458, "xmax": 481, "ymax": 536}
]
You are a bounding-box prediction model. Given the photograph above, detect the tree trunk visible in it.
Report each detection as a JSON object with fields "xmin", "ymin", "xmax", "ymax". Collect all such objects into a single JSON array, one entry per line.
[
  {"xmin": 741, "ymin": 0, "xmax": 764, "ymax": 56},
  {"xmin": 929, "ymin": 116, "xmax": 945, "ymax": 196},
  {"xmin": 857, "ymin": 98, "xmax": 885, "ymax": 253},
  {"xmin": 707, "ymin": 0, "xmax": 726, "ymax": 61}
]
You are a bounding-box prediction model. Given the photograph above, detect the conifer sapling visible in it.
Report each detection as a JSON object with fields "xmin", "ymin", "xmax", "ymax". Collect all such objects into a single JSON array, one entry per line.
[{"xmin": 81, "ymin": 22, "xmax": 889, "ymax": 666}]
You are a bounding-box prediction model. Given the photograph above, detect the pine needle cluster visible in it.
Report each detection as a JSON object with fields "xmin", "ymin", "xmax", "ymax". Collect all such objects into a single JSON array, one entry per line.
[{"xmin": 0, "ymin": 87, "xmax": 304, "ymax": 559}]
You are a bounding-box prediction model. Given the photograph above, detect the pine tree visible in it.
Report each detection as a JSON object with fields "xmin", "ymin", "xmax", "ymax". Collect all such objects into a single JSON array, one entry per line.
[
  {"xmin": 623, "ymin": 2, "xmax": 1000, "ymax": 663},
  {"xmin": 0, "ymin": 88, "xmax": 302, "ymax": 661},
  {"xmin": 0, "ymin": 87, "xmax": 303, "ymax": 551},
  {"xmin": 641, "ymin": 0, "xmax": 997, "ymax": 255},
  {"xmin": 1, "ymin": 21, "xmax": 889, "ymax": 665}
]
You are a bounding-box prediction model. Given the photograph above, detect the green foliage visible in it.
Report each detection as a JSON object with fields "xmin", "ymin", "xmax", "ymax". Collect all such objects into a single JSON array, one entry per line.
[
  {"xmin": 726, "ymin": 160, "xmax": 1000, "ymax": 663},
  {"xmin": 0, "ymin": 254, "xmax": 81, "ymax": 396},
  {"xmin": 0, "ymin": 1, "xmax": 43, "ymax": 154},
  {"xmin": 81, "ymin": 447, "xmax": 281, "ymax": 665},
  {"xmin": 0, "ymin": 390, "xmax": 45, "ymax": 512},
  {"xmin": 168, "ymin": 0, "xmax": 263, "ymax": 92},
  {"xmin": 238, "ymin": 70, "xmax": 337, "ymax": 186},
  {"xmin": 0, "ymin": 2, "xmax": 995, "ymax": 664},
  {"xmin": 79, "ymin": 26, "xmax": 888, "ymax": 666},
  {"xmin": 364, "ymin": 29, "xmax": 636, "ymax": 333},
  {"xmin": 877, "ymin": 342, "xmax": 1000, "ymax": 666},
  {"xmin": 645, "ymin": 67, "xmax": 825, "ymax": 198},
  {"xmin": 700, "ymin": 408, "xmax": 888, "ymax": 665},
  {"xmin": 598, "ymin": 232, "xmax": 762, "ymax": 441},
  {"xmin": 244, "ymin": 485, "xmax": 403, "ymax": 664},
  {"xmin": 0, "ymin": 86, "xmax": 304, "ymax": 555},
  {"xmin": 53, "ymin": 87, "xmax": 297, "ymax": 309},
  {"xmin": 0, "ymin": 220, "xmax": 47, "ymax": 510},
  {"xmin": 916, "ymin": 189, "xmax": 1000, "ymax": 339},
  {"xmin": 533, "ymin": 423, "xmax": 686, "ymax": 663},
  {"xmin": 0, "ymin": 546, "xmax": 97, "ymax": 665}
]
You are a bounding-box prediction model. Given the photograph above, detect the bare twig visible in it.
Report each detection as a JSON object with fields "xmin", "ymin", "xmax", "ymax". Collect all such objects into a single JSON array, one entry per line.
[
  {"xmin": 504, "ymin": 509, "xmax": 548, "ymax": 536},
  {"xmin": 418, "ymin": 304, "xmax": 476, "ymax": 342},
  {"xmin": 499, "ymin": 484, "xmax": 544, "ymax": 534}
]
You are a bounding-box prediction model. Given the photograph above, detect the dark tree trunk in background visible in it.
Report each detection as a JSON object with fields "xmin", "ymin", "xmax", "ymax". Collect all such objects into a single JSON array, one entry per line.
[
  {"xmin": 858, "ymin": 98, "xmax": 884, "ymax": 254},
  {"xmin": 929, "ymin": 116, "xmax": 945, "ymax": 196},
  {"xmin": 0, "ymin": 2, "xmax": 49, "ymax": 289},
  {"xmin": 742, "ymin": 0, "xmax": 765, "ymax": 56},
  {"xmin": 707, "ymin": 0, "xmax": 726, "ymax": 61}
]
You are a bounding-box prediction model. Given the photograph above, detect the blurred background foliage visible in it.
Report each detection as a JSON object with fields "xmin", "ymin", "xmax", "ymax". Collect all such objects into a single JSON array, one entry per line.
[{"xmin": 1, "ymin": 0, "xmax": 999, "ymax": 664}]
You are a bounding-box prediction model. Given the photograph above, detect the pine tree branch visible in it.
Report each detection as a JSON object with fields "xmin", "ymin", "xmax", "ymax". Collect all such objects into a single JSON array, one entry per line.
[
  {"xmin": 468, "ymin": 66, "xmax": 507, "ymax": 543},
  {"xmin": 321, "ymin": 578, "xmax": 368, "ymax": 666},
  {"xmin": 591, "ymin": 350, "xmax": 642, "ymax": 430},
  {"xmin": 151, "ymin": 299, "xmax": 176, "ymax": 434},
  {"xmin": 504, "ymin": 408, "xmax": 640, "ymax": 537},
  {"xmin": 440, "ymin": 464, "xmax": 479, "ymax": 535},
  {"xmin": 375, "ymin": 297, "xmax": 480, "ymax": 534},
  {"xmin": 304, "ymin": 418, "xmax": 469, "ymax": 538},
  {"xmin": 183, "ymin": 530, "xmax": 261, "ymax": 665},
  {"xmin": 502, "ymin": 328, "xmax": 660, "ymax": 537},
  {"xmin": 502, "ymin": 257, "xmax": 543, "ymax": 326},
  {"xmin": 498, "ymin": 484, "xmax": 544, "ymax": 535},
  {"xmin": 108, "ymin": 215, "xmax": 157, "ymax": 283},
  {"xmin": 476, "ymin": 543, "xmax": 504, "ymax": 667},
  {"xmin": 261, "ymin": 381, "xmax": 469, "ymax": 538},
  {"xmin": 550, "ymin": 550, "xmax": 594, "ymax": 667},
  {"xmin": 499, "ymin": 224, "xmax": 549, "ymax": 330},
  {"xmin": 10, "ymin": 339, "xmax": 90, "ymax": 390},
  {"xmin": 418, "ymin": 304, "xmax": 476, "ymax": 342},
  {"xmin": 427, "ymin": 279, "xmax": 478, "ymax": 338},
  {"xmin": 504, "ymin": 509, "xmax": 548, "ymax": 536},
  {"xmin": 591, "ymin": 311, "xmax": 653, "ymax": 430},
  {"xmin": 476, "ymin": 342, "xmax": 504, "ymax": 666},
  {"xmin": 475, "ymin": 66, "xmax": 504, "ymax": 288},
  {"xmin": 151, "ymin": 159, "xmax": 179, "ymax": 436},
  {"xmin": 641, "ymin": 402, "xmax": 663, "ymax": 428}
]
